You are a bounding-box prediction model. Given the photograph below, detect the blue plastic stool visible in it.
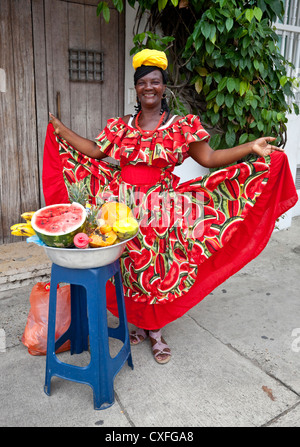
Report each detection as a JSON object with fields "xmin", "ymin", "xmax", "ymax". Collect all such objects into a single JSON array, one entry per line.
[{"xmin": 44, "ymin": 259, "xmax": 133, "ymax": 410}]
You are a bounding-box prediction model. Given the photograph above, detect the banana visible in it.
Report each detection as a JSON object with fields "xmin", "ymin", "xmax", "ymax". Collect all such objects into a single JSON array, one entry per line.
[
  {"xmin": 10, "ymin": 223, "xmax": 36, "ymax": 237},
  {"xmin": 21, "ymin": 211, "xmax": 35, "ymax": 222},
  {"xmin": 10, "ymin": 223, "xmax": 25, "ymax": 231}
]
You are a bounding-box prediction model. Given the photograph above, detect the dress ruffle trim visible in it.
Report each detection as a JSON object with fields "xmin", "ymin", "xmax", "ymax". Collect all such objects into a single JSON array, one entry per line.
[{"xmin": 95, "ymin": 114, "xmax": 210, "ymax": 167}]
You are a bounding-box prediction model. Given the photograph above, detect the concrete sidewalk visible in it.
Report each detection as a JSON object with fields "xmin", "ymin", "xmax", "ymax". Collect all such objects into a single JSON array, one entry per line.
[{"xmin": 0, "ymin": 218, "xmax": 300, "ymax": 427}]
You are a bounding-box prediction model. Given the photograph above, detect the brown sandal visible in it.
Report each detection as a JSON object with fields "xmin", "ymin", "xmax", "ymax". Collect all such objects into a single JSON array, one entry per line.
[
  {"xmin": 130, "ymin": 328, "xmax": 148, "ymax": 345},
  {"xmin": 149, "ymin": 330, "xmax": 171, "ymax": 364}
]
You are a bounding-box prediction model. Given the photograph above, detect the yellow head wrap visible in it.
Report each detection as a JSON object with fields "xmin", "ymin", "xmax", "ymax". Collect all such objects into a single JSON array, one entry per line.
[{"xmin": 132, "ymin": 49, "xmax": 168, "ymax": 71}]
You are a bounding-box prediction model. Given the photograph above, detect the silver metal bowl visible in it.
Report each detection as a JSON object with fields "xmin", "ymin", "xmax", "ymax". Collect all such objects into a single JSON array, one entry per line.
[{"xmin": 43, "ymin": 233, "xmax": 138, "ymax": 269}]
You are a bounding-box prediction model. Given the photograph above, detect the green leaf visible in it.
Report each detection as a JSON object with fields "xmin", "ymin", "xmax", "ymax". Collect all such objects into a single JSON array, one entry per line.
[
  {"xmin": 195, "ymin": 37, "xmax": 203, "ymax": 51},
  {"xmin": 244, "ymin": 89, "xmax": 253, "ymax": 105},
  {"xmin": 239, "ymin": 133, "xmax": 248, "ymax": 144},
  {"xmin": 257, "ymin": 121, "xmax": 264, "ymax": 131},
  {"xmin": 205, "ymin": 40, "xmax": 214, "ymax": 55},
  {"xmin": 103, "ymin": 3, "xmax": 110, "ymax": 22},
  {"xmin": 215, "ymin": 56, "xmax": 225, "ymax": 68},
  {"xmin": 280, "ymin": 75, "xmax": 288, "ymax": 87},
  {"xmin": 171, "ymin": 0, "xmax": 179, "ymax": 6},
  {"xmin": 210, "ymin": 112, "xmax": 220, "ymax": 126},
  {"xmin": 209, "ymin": 24, "xmax": 217, "ymax": 43},
  {"xmin": 245, "ymin": 9, "xmax": 254, "ymax": 22},
  {"xmin": 206, "ymin": 74, "xmax": 213, "ymax": 86},
  {"xmin": 218, "ymin": 76, "xmax": 228, "ymax": 92},
  {"xmin": 225, "ymin": 18, "xmax": 234, "ymax": 32},
  {"xmin": 239, "ymin": 80, "xmax": 248, "ymax": 96},
  {"xmin": 193, "ymin": 20, "xmax": 202, "ymax": 40},
  {"xmin": 234, "ymin": 102, "xmax": 243, "ymax": 116},
  {"xmin": 201, "ymin": 22, "xmax": 212, "ymax": 40},
  {"xmin": 253, "ymin": 59, "xmax": 260, "ymax": 71},
  {"xmin": 206, "ymin": 9, "xmax": 216, "ymax": 21},
  {"xmin": 253, "ymin": 7, "xmax": 263, "ymax": 22},
  {"xmin": 268, "ymin": 1, "xmax": 284, "ymax": 19},
  {"xmin": 234, "ymin": 78, "xmax": 240, "ymax": 93},
  {"xmin": 250, "ymin": 97, "xmax": 258, "ymax": 109},
  {"xmin": 217, "ymin": 21, "xmax": 225, "ymax": 33},
  {"xmin": 242, "ymin": 35, "xmax": 252, "ymax": 49},
  {"xmin": 225, "ymin": 131, "xmax": 236, "ymax": 147},
  {"xmin": 210, "ymin": 133, "xmax": 222, "ymax": 149},
  {"xmin": 225, "ymin": 94, "xmax": 234, "ymax": 108},
  {"xmin": 97, "ymin": 2, "xmax": 104, "ymax": 15},
  {"xmin": 206, "ymin": 89, "xmax": 218, "ymax": 101},
  {"xmin": 158, "ymin": 0, "xmax": 168, "ymax": 11},
  {"xmin": 293, "ymin": 103, "xmax": 300, "ymax": 115},
  {"xmin": 113, "ymin": 0, "xmax": 124, "ymax": 13},
  {"xmin": 133, "ymin": 32, "xmax": 146, "ymax": 43},
  {"xmin": 227, "ymin": 77, "xmax": 236, "ymax": 93},
  {"xmin": 235, "ymin": 8, "xmax": 243, "ymax": 19},
  {"xmin": 216, "ymin": 92, "xmax": 225, "ymax": 106},
  {"xmin": 213, "ymin": 72, "xmax": 222, "ymax": 83}
]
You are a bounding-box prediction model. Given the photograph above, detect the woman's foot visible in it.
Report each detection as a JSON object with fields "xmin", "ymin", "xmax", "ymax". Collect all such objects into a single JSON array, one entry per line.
[
  {"xmin": 149, "ymin": 330, "xmax": 171, "ymax": 364},
  {"xmin": 130, "ymin": 327, "xmax": 148, "ymax": 345}
]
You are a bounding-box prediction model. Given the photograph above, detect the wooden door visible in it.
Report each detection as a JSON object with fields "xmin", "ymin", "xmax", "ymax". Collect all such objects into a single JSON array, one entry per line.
[
  {"xmin": 0, "ymin": 0, "xmax": 125, "ymax": 244},
  {"xmin": 0, "ymin": 0, "xmax": 39, "ymax": 245},
  {"xmin": 33, "ymin": 0, "xmax": 125, "ymax": 202}
]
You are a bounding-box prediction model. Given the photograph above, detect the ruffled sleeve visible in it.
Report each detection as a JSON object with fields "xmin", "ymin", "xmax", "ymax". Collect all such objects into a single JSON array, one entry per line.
[
  {"xmin": 165, "ymin": 115, "xmax": 210, "ymax": 163},
  {"xmin": 95, "ymin": 117, "xmax": 126, "ymax": 160},
  {"xmin": 179, "ymin": 114, "xmax": 210, "ymax": 145},
  {"xmin": 152, "ymin": 114, "xmax": 210, "ymax": 166}
]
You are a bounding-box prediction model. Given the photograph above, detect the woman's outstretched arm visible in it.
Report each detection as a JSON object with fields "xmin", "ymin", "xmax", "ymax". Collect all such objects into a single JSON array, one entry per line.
[
  {"xmin": 188, "ymin": 136, "xmax": 283, "ymax": 169},
  {"xmin": 49, "ymin": 113, "xmax": 106, "ymax": 160}
]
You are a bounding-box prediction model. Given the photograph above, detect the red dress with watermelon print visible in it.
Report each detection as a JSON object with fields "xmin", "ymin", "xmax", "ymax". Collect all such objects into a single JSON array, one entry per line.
[{"xmin": 42, "ymin": 115, "xmax": 298, "ymax": 329}]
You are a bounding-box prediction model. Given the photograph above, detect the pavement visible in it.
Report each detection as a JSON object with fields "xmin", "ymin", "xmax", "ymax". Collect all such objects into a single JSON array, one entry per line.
[{"xmin": 0, "ymin": 217, "xmax": 300, "ymax": 428}]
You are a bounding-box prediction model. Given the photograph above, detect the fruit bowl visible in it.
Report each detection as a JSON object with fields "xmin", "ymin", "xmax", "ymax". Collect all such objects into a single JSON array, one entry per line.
[{"xmin": 43, "ymin": 232, "xmax": 138, "ymax": 269}]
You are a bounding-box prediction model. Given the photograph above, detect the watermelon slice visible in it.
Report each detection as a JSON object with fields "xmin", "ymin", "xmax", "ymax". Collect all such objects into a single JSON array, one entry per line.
[{"xmin": 31, "ymin": 203, "xmax": 86, "ymax": 247}]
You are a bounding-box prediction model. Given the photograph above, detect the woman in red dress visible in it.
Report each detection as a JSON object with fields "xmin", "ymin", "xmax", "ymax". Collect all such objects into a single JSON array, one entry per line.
[{"xmin": 44, "ymin": 49, "xmax": 298, "ymax": 364}]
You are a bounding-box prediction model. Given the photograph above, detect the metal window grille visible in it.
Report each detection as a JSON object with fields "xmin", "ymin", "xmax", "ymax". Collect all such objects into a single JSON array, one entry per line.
[
  {"xmin": 296, "ymin": 165, "xmax": 300, "ymax": 190},
  {"xmin": 68, "ymin": 49, "xmax": 104, "ymax": 82},
  {"xmin": 275, "ymin": 0, "xmax": 300, "ymax": 106}
]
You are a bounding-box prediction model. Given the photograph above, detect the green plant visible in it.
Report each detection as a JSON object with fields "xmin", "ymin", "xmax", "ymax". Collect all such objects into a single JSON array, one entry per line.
[{"xmin": 97, "ymin": 0, "xmax": 299, "ymax": 150}]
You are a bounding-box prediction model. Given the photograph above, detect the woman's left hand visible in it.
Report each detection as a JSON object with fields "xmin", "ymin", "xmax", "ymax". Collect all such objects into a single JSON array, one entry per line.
[{"xmin": 251, "ymin": 137, "xmax": 284, "ymax": 157}]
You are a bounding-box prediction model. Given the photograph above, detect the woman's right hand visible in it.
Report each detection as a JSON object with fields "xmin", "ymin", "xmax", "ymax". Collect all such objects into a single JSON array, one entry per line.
[
  {"xmin": 49, "ymin": 113, "xmax": 63, "ymax": 135},
  {"xmin": 48, "ymin": 112, "xmax": 103, "ymax": 159}
]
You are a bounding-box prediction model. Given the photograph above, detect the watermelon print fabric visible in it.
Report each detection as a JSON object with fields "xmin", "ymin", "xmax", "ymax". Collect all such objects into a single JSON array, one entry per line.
[{"xmin": 43, "ymin": 117, "xmax": 298, "ymax": 329}]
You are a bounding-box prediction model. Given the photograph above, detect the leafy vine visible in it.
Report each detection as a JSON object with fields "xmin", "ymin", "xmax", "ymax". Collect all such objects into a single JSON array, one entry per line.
[{"xmin": 97, "ymin": 0, "xmax": 299, "ymax": 149}]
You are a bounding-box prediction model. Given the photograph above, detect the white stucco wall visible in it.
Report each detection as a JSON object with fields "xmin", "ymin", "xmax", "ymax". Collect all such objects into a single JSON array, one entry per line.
[
  {"xmin": 274, "ymin": 113, "xmax": 300, "ymax": 229},
  {"xmin": 124, "ymin": 6, "xmax": 139, "ymax": 117}
]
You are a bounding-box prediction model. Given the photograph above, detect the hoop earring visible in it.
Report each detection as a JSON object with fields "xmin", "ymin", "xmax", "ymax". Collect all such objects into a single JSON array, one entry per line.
[{"xmin": 134, "ymin": 96, "xmax": 141, "ymax": 116}]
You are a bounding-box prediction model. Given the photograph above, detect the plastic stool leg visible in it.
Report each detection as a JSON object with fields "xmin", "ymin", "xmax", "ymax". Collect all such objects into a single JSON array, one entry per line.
[
  {"xmin": 44, "ymin": 275, "xmax": 59, "ymax": 396},
  {"xmin": 86, "ymin": 278, "xmax": 114, "ymax": 409},
  {"xmin": 69, "ymin": 284, "xmax": 89, "ymax": 354},
  {"xmin": 114, "ymin": 267, "xmax": 133, "ymax": 370}
]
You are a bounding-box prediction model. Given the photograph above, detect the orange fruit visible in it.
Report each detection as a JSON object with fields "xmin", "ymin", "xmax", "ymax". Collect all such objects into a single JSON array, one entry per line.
[{"xmin": 99, "ymin": 223, "xmax": 113, "ymax": 234}]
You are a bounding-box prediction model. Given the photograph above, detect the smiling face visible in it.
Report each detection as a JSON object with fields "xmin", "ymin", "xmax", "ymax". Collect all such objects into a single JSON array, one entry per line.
[{"xmin": 135, "ymin": 69, "xmax": 166, "ymax": 110}]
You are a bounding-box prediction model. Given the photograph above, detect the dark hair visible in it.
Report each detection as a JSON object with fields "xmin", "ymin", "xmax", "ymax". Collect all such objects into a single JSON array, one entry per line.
[
  {"xmin": 134, "ymin": 65, "xmax": 168, "ymax": 86},
  {"xmin": 133, "ymin": 65, "xmax": 170, "ymax": 121}
]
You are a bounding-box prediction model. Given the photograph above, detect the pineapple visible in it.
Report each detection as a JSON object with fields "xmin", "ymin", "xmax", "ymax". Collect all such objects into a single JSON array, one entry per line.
[
  {"xmin": 85, "ymin": 204, "xmax": 102, "ymax": 235},
  {"xmin": 67, "ymin": 180, "xmax": 89, "ymax": 206},
  {"xmin": 66, "ymin": 180, "xmax": 105, "ymax": 234}
]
